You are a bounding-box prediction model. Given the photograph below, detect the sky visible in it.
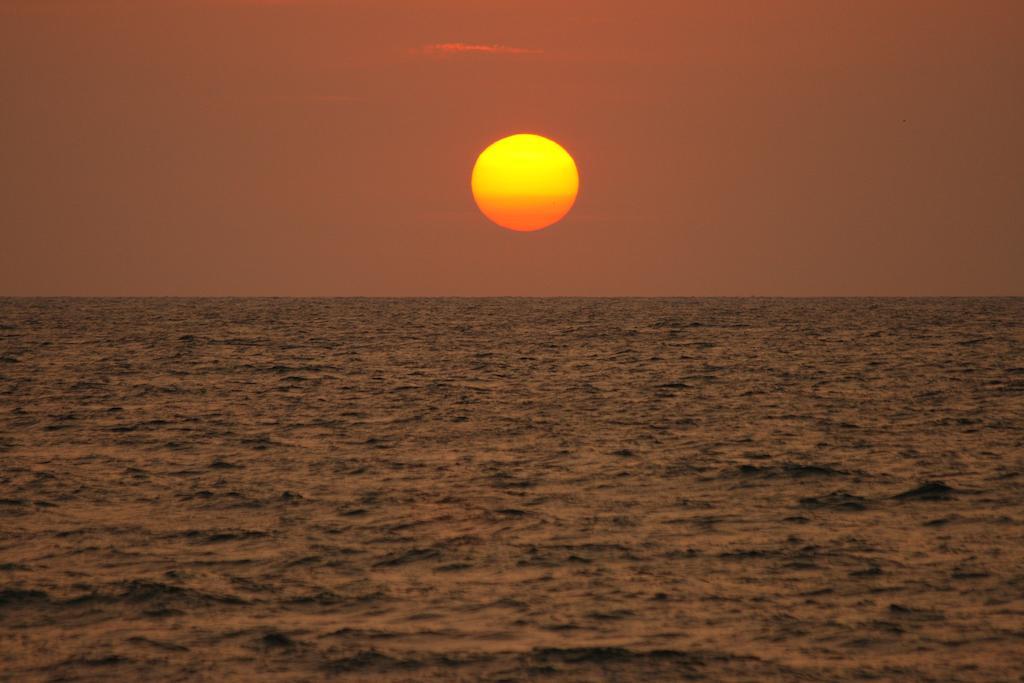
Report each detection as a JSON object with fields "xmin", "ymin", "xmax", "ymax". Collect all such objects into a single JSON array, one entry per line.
[{"xmin": 2, "ymin": 0, "xmax": 1022, "ymax": 296}]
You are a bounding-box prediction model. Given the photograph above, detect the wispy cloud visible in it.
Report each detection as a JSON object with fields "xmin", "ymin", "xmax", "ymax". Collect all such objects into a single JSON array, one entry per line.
[
  {"xmin": 307, "ymin": 95, "xmax": 363, "ymax": 103},
  {"xmin": 415, "ymin": 43, "xmax": 544, "ymax": 57}
]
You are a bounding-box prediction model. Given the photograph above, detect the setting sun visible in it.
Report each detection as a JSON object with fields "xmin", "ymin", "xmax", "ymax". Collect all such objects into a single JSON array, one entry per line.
[{"xmin": 471, "ymin": 133, "xmax": 579, "ymax": 232}]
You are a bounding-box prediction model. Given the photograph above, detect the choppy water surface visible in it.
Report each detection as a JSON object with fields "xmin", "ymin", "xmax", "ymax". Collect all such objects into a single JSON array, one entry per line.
[{"xmin": 1, "ymin": 298, "xmax": 1022, "ymax": 681}]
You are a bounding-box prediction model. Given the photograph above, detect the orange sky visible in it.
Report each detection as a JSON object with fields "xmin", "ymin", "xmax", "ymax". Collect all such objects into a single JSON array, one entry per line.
[{"xmin": 2, "ymin": 0, "xmax": 1022, "ymax": 295}]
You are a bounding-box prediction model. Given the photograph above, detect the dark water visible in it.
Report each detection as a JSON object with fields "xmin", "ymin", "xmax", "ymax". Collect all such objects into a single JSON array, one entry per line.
[{"xmin": 1, "ymin": 298, "xmax": 1022, "ymax": 681}]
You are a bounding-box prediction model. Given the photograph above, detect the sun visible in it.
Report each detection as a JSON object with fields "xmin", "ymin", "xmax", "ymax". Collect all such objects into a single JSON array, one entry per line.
[{"xmin": 471, "ymin": 133, "xmax": 579, "ymax": 232}]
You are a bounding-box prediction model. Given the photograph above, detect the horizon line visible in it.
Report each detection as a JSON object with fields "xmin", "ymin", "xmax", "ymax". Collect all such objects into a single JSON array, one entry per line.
[{"xmin": 2, "ymin": 294, "xmax": 1022, "ymax": 300}]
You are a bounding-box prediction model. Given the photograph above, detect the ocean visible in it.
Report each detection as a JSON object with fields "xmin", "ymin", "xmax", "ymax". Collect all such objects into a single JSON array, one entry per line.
[{"xmin": 1, "ymin": 298, "xmax": 1022, "ymax": 681}]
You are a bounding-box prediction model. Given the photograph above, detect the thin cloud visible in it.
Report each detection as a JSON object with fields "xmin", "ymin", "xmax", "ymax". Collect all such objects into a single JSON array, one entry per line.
[
  {"xmin": 416, "ymin": 43, "xmax": 544, "ymax": 57},
  {"xmin": 307, "ymin": 95, "xmax": 363, "ymax": 103}
]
